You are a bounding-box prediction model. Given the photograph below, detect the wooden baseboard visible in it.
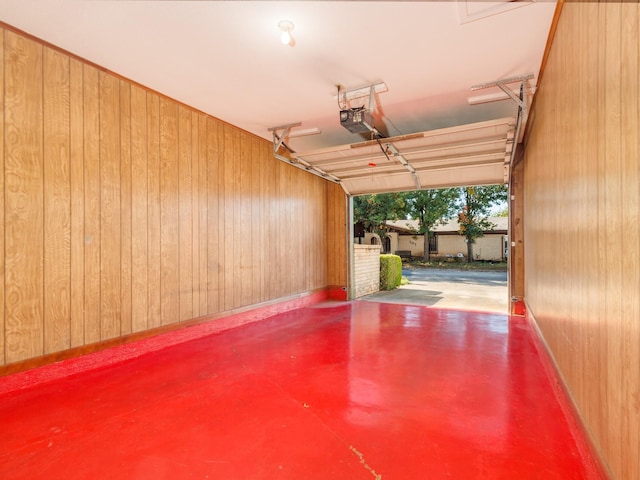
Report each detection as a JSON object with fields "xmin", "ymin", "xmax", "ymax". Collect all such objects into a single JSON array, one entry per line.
[
  {"xmin": 524, "ymin": 305, "xmax": 612, "ymax": 480},
  {"xmin": 0, "ymin": 288, "xmax": 333, "ymax": 392}
]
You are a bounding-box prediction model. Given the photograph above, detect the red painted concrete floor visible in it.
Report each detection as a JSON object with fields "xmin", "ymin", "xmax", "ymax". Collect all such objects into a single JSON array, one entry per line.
[{"xmin": 0, "ymin": 301, "xmax": 604, "ymax": 479}]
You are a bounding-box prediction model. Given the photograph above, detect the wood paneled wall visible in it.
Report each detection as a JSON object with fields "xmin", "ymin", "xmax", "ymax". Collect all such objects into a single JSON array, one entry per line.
[
  {"xmin": 0, "ymin": 27, "xmax": 348, "ymax": 368},
  {"xmin": 326, "ymin": 182, "xmax": 348, "ymax": 289},
  {"xmin": 523, "ymin": 3, "xmax": 639, "ymax": 479}
]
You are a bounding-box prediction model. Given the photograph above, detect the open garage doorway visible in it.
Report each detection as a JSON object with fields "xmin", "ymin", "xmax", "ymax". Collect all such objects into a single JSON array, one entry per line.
[
  {"xmin": 350, "ymin": 186, "xmax": 510, "ymax": 314},
  {"xmin": 292, "ymin": 112, "xmax": 525, "ymax": 314}
]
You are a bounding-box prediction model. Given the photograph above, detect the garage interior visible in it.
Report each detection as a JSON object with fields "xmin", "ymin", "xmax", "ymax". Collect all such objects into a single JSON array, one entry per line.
[{"xmin": 0, "ymin": 1, "xmax": 638, "ymax": 479}]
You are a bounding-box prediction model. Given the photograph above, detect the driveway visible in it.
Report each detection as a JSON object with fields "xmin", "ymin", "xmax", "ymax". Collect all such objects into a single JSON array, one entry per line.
[{"xmin": 359, "ymin": 267, "xmax": 508, "ymax": 313}]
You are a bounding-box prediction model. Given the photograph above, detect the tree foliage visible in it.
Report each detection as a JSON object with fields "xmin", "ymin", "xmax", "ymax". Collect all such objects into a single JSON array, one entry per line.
[
  {"xmin": 492, "ymin": 203, "xmax": 509, "ymax": 217},
  {"xmin": 352, "ymin": 185, "xmax": 508, "ymax": 262},
  {"xmin": 353, "ymin": 193, "xmax": 405, "ymax": 240},
  {"xmin": 457, "ymin": 185, "xmax": 508, "ymax": 261},
  {"xmin": 405, "ymin": 188, "xmax": 460, "ymax": 260}
]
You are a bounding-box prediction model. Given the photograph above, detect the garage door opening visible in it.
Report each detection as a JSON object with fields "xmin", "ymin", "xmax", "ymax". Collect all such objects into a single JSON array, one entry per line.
[
  {"xmin": 351, "ymin": 186, "xmax": 509, "ymax": 313},
  {"xmin": 291, "ymin": 116, "xmax": 522, "ymax": 314}
]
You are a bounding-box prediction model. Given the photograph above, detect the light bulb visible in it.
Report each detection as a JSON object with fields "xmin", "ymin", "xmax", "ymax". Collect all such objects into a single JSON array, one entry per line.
[{"xmin": 278, "ymin": 20, "xmax": 294, "ymax": 46}]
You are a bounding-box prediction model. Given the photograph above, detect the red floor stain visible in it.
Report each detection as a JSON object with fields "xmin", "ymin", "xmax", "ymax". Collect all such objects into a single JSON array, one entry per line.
[{"xmin": 0, "ymin": 301, "xmax": 605, "ymax": 479}]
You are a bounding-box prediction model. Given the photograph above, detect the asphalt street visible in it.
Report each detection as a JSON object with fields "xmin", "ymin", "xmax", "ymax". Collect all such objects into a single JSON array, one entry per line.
[{"xmin": 359, "ymin": 267, "xmax": 508, "ymax": 313}]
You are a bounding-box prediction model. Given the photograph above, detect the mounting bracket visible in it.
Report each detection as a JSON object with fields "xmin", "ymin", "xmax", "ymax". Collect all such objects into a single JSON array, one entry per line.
[
  {"xmin": 471, "ymin": 73, "xmax": 533, "ymax": 155},
  {"xmin": 336, "ymin": 82, "xmax": 388, "ymax": 112},
  {"xmin": 268, "ymin": 122, "xmax": 343, "ymax": 188},
  {"xmin": 470, "ymin": 73, "xmax": 533, "ymax": 112},
  {"xmin": 267, "ymin": 122, "xmax": 301, "ymax": 154}
]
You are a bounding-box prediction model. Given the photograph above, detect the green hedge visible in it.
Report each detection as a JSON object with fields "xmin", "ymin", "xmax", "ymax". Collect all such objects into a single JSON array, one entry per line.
[{"xmin": 380, "ymin": 254, "xmax": 402, "ymax": 291}]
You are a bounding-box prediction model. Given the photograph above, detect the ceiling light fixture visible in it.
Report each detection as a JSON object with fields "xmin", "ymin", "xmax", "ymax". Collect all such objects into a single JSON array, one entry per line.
[
  {"xmin": 278, "ymin": 20, "xmax": 294, "ymax": 46},
  {"xmin": 288, "ymin": 127, "xmax": 321, "ymax": 138}
]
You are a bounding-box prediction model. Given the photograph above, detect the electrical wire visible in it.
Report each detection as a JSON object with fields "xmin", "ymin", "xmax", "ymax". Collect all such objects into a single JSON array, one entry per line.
[
  {"xmin": 382, "ymin": 115, "xmax": 404, "ymax": 136},
  {"xmin": 375, "ymin": 137, "xmax": 393, "ymax": 162}
]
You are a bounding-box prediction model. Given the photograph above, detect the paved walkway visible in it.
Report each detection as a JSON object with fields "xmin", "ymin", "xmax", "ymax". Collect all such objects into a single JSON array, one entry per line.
[{"xmin": 359, "ymin": 267, "xmax": 508, "ymax": 313}]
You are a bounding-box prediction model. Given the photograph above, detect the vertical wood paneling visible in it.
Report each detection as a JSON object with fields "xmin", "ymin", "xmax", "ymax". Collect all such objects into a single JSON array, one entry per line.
[
  {"xmin": 130, "ymin": 85, "xmax": 148, "ymax": 333},
  {"xmin": 205, "ymin": 117, "xmax": 219, "ymax": 315},
  {"xmin": 321, "ymin": 181, "xmax": 329, "ymax": 285},
  {"xmin": 4, "ymin": 32, "xmax": 44, "ymax": 363},
  {"xmin": 308, "ymin": 179, "xmax": 324, "ymax": 288},
  {"xmin": 570, "ymin": 4, "xmax": 588, "ymax": 417},
  {"xmin": 317, "ymin": 180, "xmax": 327, "ymax": 288},
  {"xmin": 555, "ymin": 13, "xmax": 571, "ymax": 346},
  {"xmin": 252, "ymin": 139, "xmax": 264, "ymax": 303},
  {"xmin": 99, "ymin": 72, "xmax": 121, "ymax": 340},
  {"xmin": 277, "ymin": 163, "xmax": 287, "ymax": 298},
  {"xmin": 297, "ymin": 170, "xmax": 306, "ymax": 291},
  {"xmin": 305, "ymin": 175, "xmax": 313, "ymax": 291},
  {"xmin": 297, "ymin": 172, "xmax": 305, "ymax": 291},
  {"xmin": 43, "ymin": 46, "xmax": 71, "ymax": 354},
  {"xmin": 264, "ymin": 156, "xmax": 277, "ymax": 300},
  {"xmin": 69, "ymin": 58, "xmax": 84, "ymax": 347},
  {"xmin": 0, "ymin": 31, "xmax": 5, "ymax": 364},
  {"xmin": 178, "ymin": 106, "xmax": 193, "ymax": 321},
  {"xmin": 328, "ymin": 183, "xmax": 338, "ymax": 287},
  {"xmin": 197, "ymin": 114, "xmax": 209, "ymax": 316},
  {"xmin": 524, "ymin": 3, "xmax": 640, "ymax": 478},
  {"xmin": 594, "ymin": 2, "xmax": 609, "ymax": 451},
  {"xmin": 579, "ymin": 1, "xmax": 600, "ymax": 434},
  {"xmin": 619, "ymin": 5, "xmax": 640, "ymax": 480},
  {"xmin": 240, "ymin": 136, "xmax": 252, "ymax": 306},
  {"xmin": 0, "ymin": 26, "xmax": 347, "ymax": 372},
  {"xmin": 302, "ymin": 170, "xmax": 311, "ymax": 291},
  {"xmin": 191, "ymin": 111, "xmax": 200, "ymax": 317},
  {"xmin": 508, "ymin": 157, "xmax": 524, "ymax": 305},
  {"xmin": 287, "ymin": 167, "xmax": 296, "ymax": 293},
  {"xmin": 292, "ymin": 170, "xmax": 300, "ymax": 292},
  {"xmin": 232, "ymin": 128, "xmax": 242, "ymax": 308},
  {"xmin": 603, "ymin": 3, "xmax": 623, "ymax": 470},
  {"xmin": 260, "ymin": 149, "xmax": 269, "ymax": 300},
  {"xmin": 249, "ymin": 138, "xmax": 259, "ymax": 303},
  {"xmin": 326, "ymin": 182, "xmax": 335, "ymax": 287},
  {"xmin": 305, "ymin": 173, "xmax": 314, "ymax": 291},
  {"xmin": 319, "ymin": 180, "xmax": 328, "ymax": 287},
  {"xmin": 216, "ymin": 123, "xmax": 226, "ymax": 311},
  {"xmin": 119, "ymin": 80, "xmax": 132, "ymax": 336},
  {"xmin": 309, "ymin": 178, "xmax": 318, "ymax": 290},
  {"xmin": 159, "ymin": 98, "xmax": 179, "ymax": 326},
  {"xmin": 286, "ymin": 165, "xmax": 293, "ymax": 292},
  {"xmin": 83, "ymin": 64, "xmax": 100, "ymax": 345},
  {"xmin": 307, "ymin": 172, "xmax": 315, "ymax": 290},
  {"xmin": 146, "ymin": 92, "xmax": 161, "ymax": 329},
  {"xmin": 222, "ymin": 125, "xmax": 235, "ymax": 311},
  {"xmin": 326, "ymin": 182, "xmax": 347, "ymax": 289}
]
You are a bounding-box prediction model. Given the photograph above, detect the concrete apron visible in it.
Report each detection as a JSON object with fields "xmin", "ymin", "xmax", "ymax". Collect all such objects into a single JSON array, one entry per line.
[{"xmin": 359, "ymin": 268, "xmax": 508, "ymax": 314}]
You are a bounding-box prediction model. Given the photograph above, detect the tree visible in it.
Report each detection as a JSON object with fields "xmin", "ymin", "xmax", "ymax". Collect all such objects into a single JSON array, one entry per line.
[
  {"xmin": 457, "ymin": 185, "xmax": 508, "ymax": 262},
  {"xmin": 353, "ymin": 193, "xmax": 406, "ymax": 246},
  {"xmin": 405, "ymin": 188, "xmax": 460, "ymax": 261},
  {"xmin": 492, "ymin": 203, "xmax": 509, "ymax": 217}
]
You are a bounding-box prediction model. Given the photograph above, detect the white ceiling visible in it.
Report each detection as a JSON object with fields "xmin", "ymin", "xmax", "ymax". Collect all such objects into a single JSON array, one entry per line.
[{"xmin": 0, "ymin": 0, "xmax": 557, "ymax": 193}]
